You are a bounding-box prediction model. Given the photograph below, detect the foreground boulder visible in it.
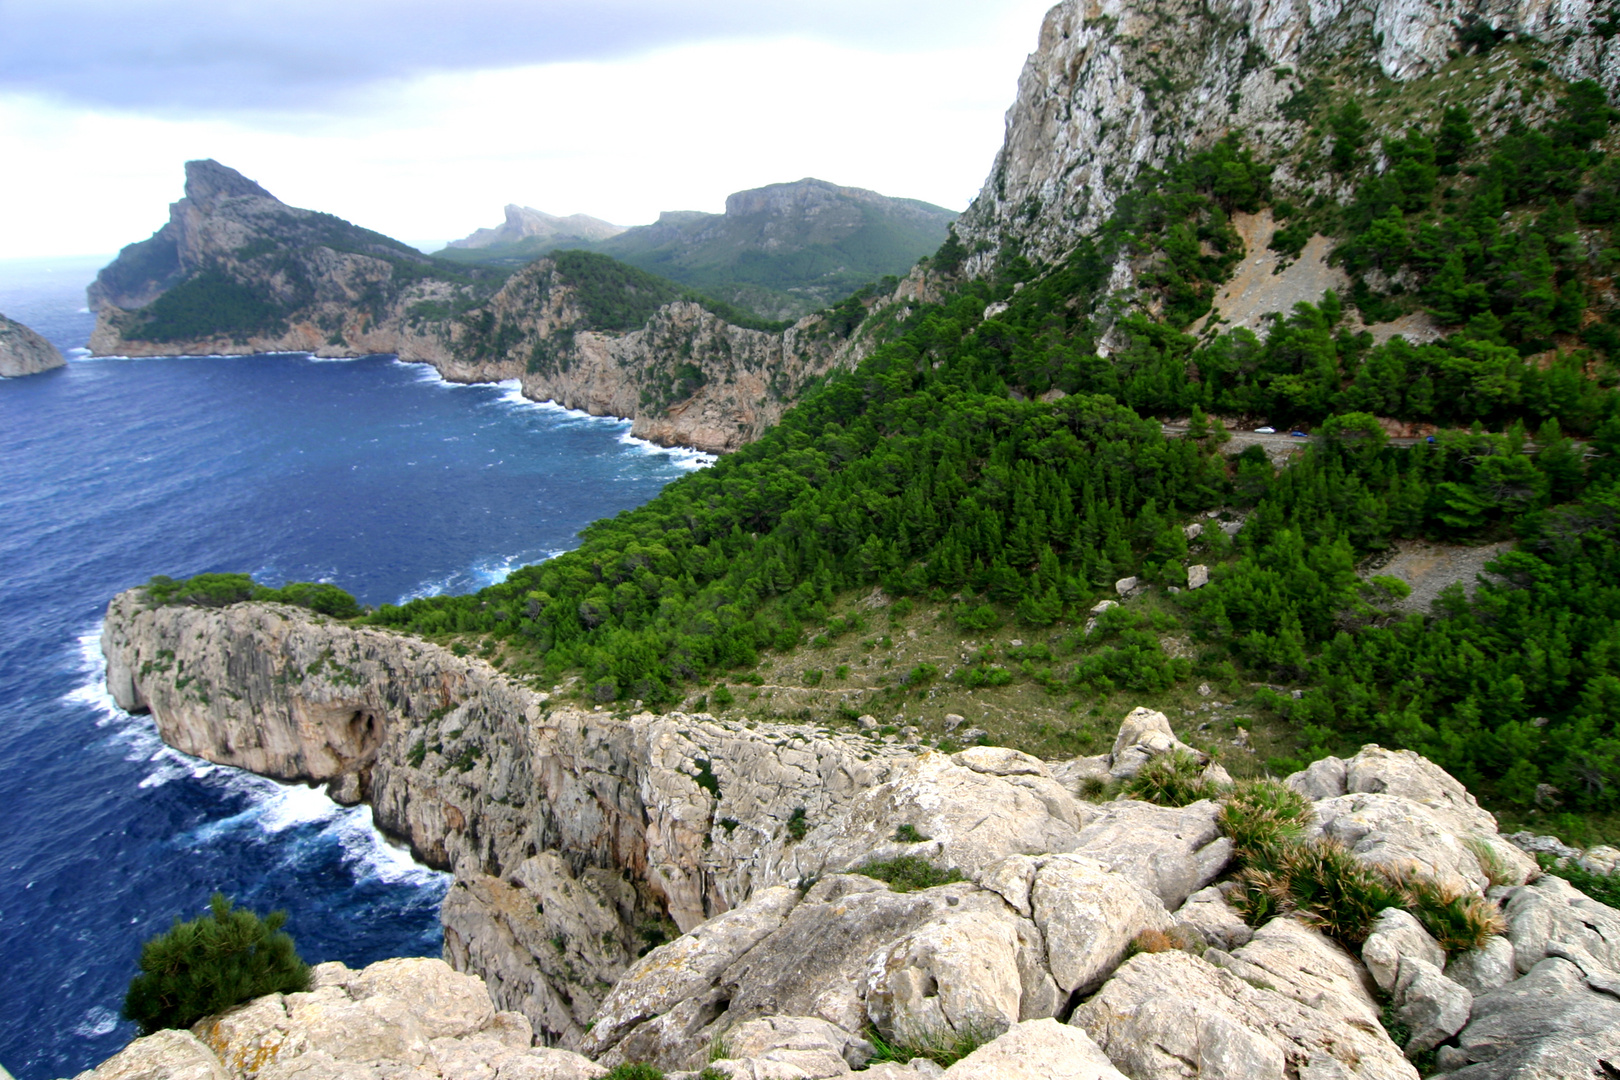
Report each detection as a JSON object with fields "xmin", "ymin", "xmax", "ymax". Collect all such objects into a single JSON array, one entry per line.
[
  {"xmin": 71, "ymin": 958, "xmax": 593, "ymax": 1080},
  {"xmin": 1072, "ymin": 948, "xmax": 1417, "ymax": 1079}
]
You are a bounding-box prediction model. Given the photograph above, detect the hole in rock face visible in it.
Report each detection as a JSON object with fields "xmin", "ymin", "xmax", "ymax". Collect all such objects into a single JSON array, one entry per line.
[
  {"xmin": 347, "ymin": 709, "xmax": 382, "ymax": 757},
  {"xmin": 921, "ymin": 975, "xmax": 939, "ymax": 999}
]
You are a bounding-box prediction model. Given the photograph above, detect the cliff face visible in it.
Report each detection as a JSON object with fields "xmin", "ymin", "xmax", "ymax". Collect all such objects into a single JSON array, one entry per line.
[
  {"xmin": 101, "ymin": 592, "xmax": 1620, "ymax": 1080},
  {"xmin": 0, "ymin": 313, "xmax": 65, "ymax": 377},
  {"xmin": 461, "ymin": 257, "xmax": 868, "ymax": 452},
  {"xmin": 87, "ymin": 163, "xmax": 876, "ymax": 453},
  {"xmin": 958, "ymin": 0, "xmax": 1620, "ymax": 273},
  {"xmin": 100, "ymin": 590, "xmax": 912, "ymax": 1044}
]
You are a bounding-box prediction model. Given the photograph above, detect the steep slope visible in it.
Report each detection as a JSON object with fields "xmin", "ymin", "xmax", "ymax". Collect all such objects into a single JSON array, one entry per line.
[
  {"xmin": 0, "ymin": 312, "xmax": 65, "ymax": 377},
  {"xmin": 88, "ymin": 160, "xmax": 503, "ymax": 364},
  {"xmin": 593, "ymin": 178, "xmax": 958, "ymax": 319},
  {"xmin": 955, "ymin": 0, "xmax": 1620, "ymax": 276}
]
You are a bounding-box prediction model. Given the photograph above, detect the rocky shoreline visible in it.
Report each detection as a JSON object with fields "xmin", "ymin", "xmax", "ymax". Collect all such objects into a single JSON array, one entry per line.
[{"xmin": 90, "ymin": 589, "xmax": 1620, "ymax": 1078}]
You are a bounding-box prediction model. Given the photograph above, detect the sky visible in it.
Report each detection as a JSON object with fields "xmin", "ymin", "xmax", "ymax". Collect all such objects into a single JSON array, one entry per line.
[{"xmin": 0, "ymin": 1, "xmax": 1056, "ymax": 259}]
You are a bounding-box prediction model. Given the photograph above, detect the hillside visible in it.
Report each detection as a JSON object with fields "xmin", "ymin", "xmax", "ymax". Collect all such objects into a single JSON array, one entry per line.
[
  {"xmin": 87, "ymin": 160, "xmax": 506, "ymax": 365},
  {"xmin": 351, "ymin": 0, "xmax": 1620, "ymax": 852},
  {"xmin": 437, "ymin": 178, "xmax": 960, "ymax": 320}
]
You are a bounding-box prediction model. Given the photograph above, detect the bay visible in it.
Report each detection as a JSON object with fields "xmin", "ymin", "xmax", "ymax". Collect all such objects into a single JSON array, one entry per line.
[{"xmin": 0, "ymin": 259, "xmax": 706, "ymax": 1079}]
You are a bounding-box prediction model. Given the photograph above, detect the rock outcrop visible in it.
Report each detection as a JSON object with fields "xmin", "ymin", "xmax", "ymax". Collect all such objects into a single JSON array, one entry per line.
[
  {"xmin": 446, "ymin": 207, "xmax": 625, "ymax": 251},
  {"xmin": 0, "ymin": 313, "xmax": 66, "ymax": 377},
  {"xmin": 97, "ymin": 588, "xmax": 1620, "ymax": 1080},
  {"xmin": 957, "ymin": 0, "xmax": 1620, "ymax": 277}
]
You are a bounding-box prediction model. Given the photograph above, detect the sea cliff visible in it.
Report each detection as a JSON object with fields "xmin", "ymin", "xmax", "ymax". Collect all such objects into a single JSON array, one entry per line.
[{"xmin": 97, "ymin": 590, "xmax": 1620, "ymax": 1078}]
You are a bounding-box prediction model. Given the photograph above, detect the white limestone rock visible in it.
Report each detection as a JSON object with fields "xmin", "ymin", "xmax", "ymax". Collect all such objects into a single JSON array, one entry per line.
[
  {"xmin": 1029, "ymin": 853, "xmax": 1175, "ymax": 995},
  {"xmin": 1445, "ymin": 936, "xmax": 1517, "ymax": 998},
  {"xmin": 72, "ymin": 1030, "xmax": 230, "ymax": 1080},
  {"xmin": 1071, "ymin": 950, "xmax": 1416, "ymax": 1080},
  {"xmin": 1070, "ymin": 798, "xmax": 1232, "ymax": 909},
  {"xmin": 1393, "ymin": 957, "xmax": 1472, "ymax": 1056},
  {"xmin": 936, "ymin": 1019, "xmax": 1127, "ymax": 1080},
  {"xmin": 1361, "ymin": 908, "xmax": 1445, "ymax": 994},
  {"xmin": 0, "ymin": 312, "xmax": 65, "ymax": 378}
]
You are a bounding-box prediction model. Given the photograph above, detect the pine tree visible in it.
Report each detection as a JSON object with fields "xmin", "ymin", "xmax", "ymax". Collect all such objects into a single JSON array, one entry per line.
[{"xmin": 123, "ymin": 894, "xmax": 310, "ymax": 1035}]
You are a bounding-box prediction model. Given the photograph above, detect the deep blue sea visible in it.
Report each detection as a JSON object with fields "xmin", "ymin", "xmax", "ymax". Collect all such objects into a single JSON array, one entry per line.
[{"xmin": 0, "ymin": 257, "xmax": 709, "ymax": 1079}]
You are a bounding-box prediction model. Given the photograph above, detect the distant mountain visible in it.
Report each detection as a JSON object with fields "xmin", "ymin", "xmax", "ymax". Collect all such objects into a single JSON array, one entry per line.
[
  {"xmin": 438, "ymin": 179, "xmax": 959, "ymax": 320},
  {"xmin": 437, "ymin": 205, "xmax": 625, "ymax": 266}
]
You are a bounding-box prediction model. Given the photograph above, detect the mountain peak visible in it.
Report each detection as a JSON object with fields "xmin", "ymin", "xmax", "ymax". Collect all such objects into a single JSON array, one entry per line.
[{"xmin": 183, "ymin": 160, "xmax": 277, "ymax": 211}]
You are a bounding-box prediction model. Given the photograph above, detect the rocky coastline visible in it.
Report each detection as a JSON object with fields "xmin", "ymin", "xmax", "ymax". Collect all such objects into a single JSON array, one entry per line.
[{"xmin": 90, "ymin": 589, "xmax": 1620, "ymax": 1078}]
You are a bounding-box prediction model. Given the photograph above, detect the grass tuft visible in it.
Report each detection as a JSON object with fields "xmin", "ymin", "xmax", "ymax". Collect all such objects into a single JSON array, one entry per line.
[
  {"xmin": 866, "ymin": 1021, "xmax": 997, "ymax": 1068},
  {"xmin": 1219, "ymin": 779, "xmax": 1504, "ymax": 951}
]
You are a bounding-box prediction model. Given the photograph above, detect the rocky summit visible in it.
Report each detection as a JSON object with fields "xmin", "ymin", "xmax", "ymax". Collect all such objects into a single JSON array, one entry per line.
[
  {"xmin": 86, "ymin": 589, "xmax": 1620, "ymax": 1078},
  {"xmin": 0, "ymin": 312, "xmax": 65, "ymax": 377}
]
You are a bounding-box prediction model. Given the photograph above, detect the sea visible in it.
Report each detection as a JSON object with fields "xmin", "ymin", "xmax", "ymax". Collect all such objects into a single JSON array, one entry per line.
[{"xmin": 0, "ymin": 256, "xmax": 711, "ymax": 1080}]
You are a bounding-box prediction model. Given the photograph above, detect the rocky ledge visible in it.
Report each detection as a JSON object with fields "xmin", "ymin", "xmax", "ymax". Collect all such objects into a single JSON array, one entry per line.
[
  {"xmin": 0, "ymin": 313, "xmax": 66, "ymax": 377},
  {"xmin": 96, "ymin": 590, "xmax": 1620, "ymax": 1078}
]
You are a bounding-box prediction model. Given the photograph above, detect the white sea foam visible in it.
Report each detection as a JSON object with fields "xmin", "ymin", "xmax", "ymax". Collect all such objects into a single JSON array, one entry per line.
[
  {"xmin": 617, "ymin": 430, "xmax": 716, "ymax": 471},
  {"xmin": 397, "ymin": 548, "xmax": 565, "ymax": 603},
  {"xmin": 73, "ymin": 1006, "xmax": 119, "ymax": 1038},
  {"xmin": 64, "ymin": 622, "xmax": 447, "ymax": 890}
]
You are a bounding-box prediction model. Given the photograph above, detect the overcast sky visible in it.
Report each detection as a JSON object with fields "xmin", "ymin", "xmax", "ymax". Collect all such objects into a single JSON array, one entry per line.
[{"xmin": 0, "ymin": 1, "xmax": 1055, "ymax": 259}]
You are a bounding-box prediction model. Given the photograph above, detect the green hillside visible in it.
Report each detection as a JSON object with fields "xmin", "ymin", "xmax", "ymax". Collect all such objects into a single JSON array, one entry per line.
[{"xmin": 363, "ymin": 79, "xmax": 1620, "ymax": 845}]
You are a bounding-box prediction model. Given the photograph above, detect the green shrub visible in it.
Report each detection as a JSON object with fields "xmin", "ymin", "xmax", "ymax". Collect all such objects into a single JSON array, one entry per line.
[
  {"xmin": 1124, "ymin": 750, "xmax": 1222, "ymax": 806},
  {"xmin": 144, "ymin": 573, "xmax": 361, "ymax": 619},
  {"xmin": 786, "ymin": 806, "xmax": 808, "ymax": 840},
  {"xmin": 856, "ymin": 855, "xmax": 965, "ymax": 893},
  {"xmin": 1538, "ymin": 856, "xmax": 1620, "ymax": 907},
  {"xmin": 1217, "ymin": 780, "xmax": 1313, "ymax": 860},
  {"xmin": 123, "ymin": 893, "xmax": 310, "ymax": 1035},
  {"xmin": 602, "ymin": 1066, "xmax": 665, "ymax": 1080},
  {"xmin": 893, "ymin": 824, "xmax": 929, "ymax": 843}
]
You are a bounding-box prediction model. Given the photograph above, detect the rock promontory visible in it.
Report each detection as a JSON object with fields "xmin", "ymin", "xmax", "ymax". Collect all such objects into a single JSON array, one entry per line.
[
  {"xmin": 0, "ymin": 313, "xmax": 66, "ymax": 377},
  {"xmin": 94, "ymin": 589, "xmax": 1620, "ymax": 1078}
]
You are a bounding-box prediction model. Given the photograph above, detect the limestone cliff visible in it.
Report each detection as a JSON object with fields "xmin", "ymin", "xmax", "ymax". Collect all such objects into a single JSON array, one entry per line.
[
  {"xmin": 957, "ymin": 0, "xmax": 1620, "ymax": 273},
  {"xmin": 446, "ymin": 205, "xmax": 625, "ymax": 251},
  {"xmin": 88, "ymin": 162, "xmax": 876, "ymax": 454},
  {"xmin": 101, "ymin": 590, "xmax": 1620, "ymax": 1079},
  {"xmin": 0, "ymin": 313, "xmax": 65, "ymax": 377},
  {"xmin": 458, "ymin": 258, "xmax": 867, "ymax": 452}
]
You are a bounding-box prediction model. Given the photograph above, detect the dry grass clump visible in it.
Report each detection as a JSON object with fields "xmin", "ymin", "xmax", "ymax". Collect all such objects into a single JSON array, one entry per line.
[
  {"xmin": 1220, "ymin": 779, "xmax": 1504, "ymax": 952},
  {"xmin": 1124, "ymin": 750, "xmax": 1226, "ymax": 806}
]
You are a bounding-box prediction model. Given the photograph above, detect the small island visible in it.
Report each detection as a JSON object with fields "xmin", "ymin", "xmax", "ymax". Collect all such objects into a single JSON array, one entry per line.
[{"xmin": 0, "ymin": 312, "xmax": 65, "ymax": 377}]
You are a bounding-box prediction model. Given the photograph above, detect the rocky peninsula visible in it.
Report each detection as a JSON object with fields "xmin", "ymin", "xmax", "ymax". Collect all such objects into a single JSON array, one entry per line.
[
  {"xmin": 0, "ymin": 313, "xmax": 65, "ymax": 377},
  {"xmin": 89, "ymin": 588, "xmax": 1620, "ymax": 1078}
]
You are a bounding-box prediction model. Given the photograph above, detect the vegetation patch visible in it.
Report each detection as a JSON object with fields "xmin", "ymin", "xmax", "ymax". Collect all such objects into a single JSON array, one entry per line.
[
  {"xmin": 144, "ymin": 573, "xmax": 361, "ymax": 619},
  {"xmin": 856, "ymin": 855, "xmax": 965, "ymax": 893}
]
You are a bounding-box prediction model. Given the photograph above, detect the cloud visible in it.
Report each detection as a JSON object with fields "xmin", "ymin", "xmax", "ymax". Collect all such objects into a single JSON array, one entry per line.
[{"xmin": 0, "ymin": 0, "xmax": 1032, "ymax": 114}]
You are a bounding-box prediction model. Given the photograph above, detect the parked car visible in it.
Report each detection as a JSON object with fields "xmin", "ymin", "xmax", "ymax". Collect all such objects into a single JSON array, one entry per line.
[
  {"xmin": 1254, "ymin": 426, "xmax": 1276, "ymax": 434},
  {"xmin": 1289, "ymin": 430, "xmax": 1309, "ymax": 438}
]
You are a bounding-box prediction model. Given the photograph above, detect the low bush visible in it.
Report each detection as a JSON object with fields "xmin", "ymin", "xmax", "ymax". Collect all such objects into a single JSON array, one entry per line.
[
  {"xmin": 856, "ymin": 855, "xmax": 965, "ymax": 893},
  {"xmin": 123, "ymin": 893, "xmax": 310, "ymax": 1035},
  {"xmin": 1537, "ymin": 855, "xmax": 1620, "ymax": 907},
  {"xmin": 602, "ymin": 1065, "xmax": 665, "ymax": 1080}
]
